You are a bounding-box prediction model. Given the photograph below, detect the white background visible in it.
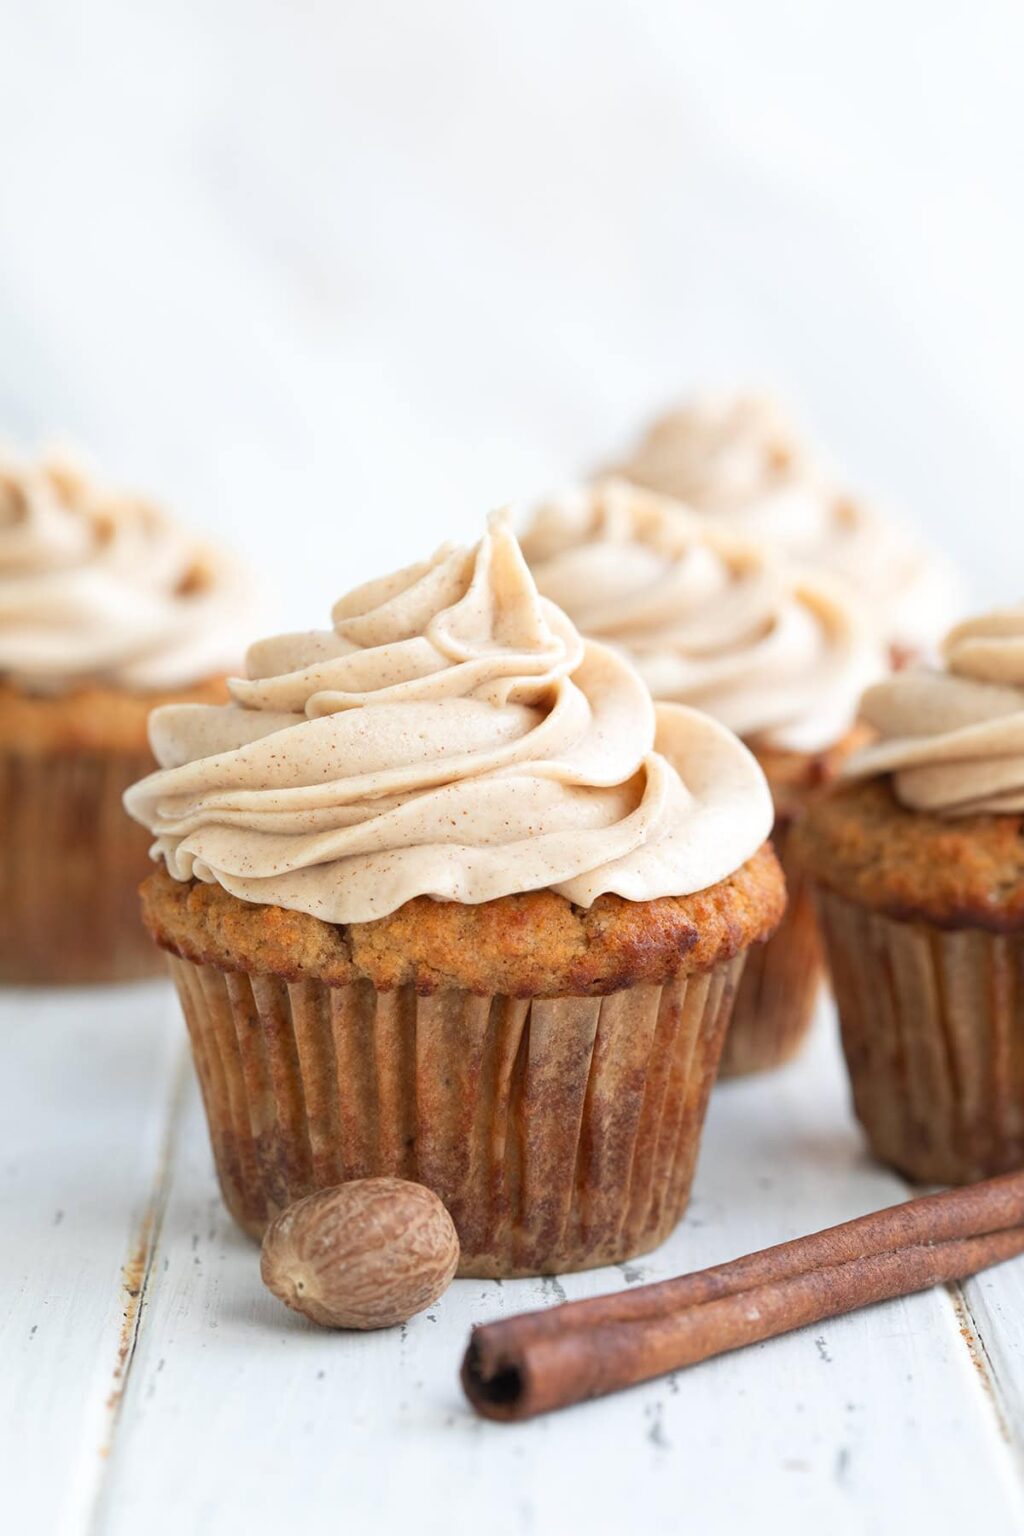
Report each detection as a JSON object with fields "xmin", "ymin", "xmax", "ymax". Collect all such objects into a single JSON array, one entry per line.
[
  {"xmin": 1, "ymin": 1, "xmax": 1021, "ymax": 631},
  {"xmin": 5, "ymin": 6, "xmax": 1024, "ymax": 1535}
]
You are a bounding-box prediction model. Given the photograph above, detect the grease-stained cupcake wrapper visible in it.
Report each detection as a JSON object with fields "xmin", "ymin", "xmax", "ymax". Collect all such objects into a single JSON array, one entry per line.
[
  {"xmin": 719, "ymin": 818, "xmax": 822, "ymax": 1078},
  {"xmin": 168, "ymin": 951, "xmax": 746, "ymax": 1277},
  {"xmin": 817, "ymin": 887, "xmax": 1024, "ymax": 1184},
  {"xmin": 0, "ymin": 746, "xmax": 163, "ymax": 984}
]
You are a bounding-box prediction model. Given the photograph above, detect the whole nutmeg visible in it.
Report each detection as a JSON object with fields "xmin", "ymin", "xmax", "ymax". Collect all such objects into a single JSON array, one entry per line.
[{"xmin": 259, "ymin": 1178, "xmax": 459, "ymax": 1330}]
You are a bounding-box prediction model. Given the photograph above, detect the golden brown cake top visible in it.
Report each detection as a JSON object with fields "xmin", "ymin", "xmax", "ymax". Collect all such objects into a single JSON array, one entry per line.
[
  {"xmin": 126, "ymin": 515, "xmax": 774, "ymax": 924},
  {"xmin": 794, "ymin": 778, "xmax": 1024, "ymax": 930},
  {"xmin": 140, "ymin": 842, "xmax": 785, "ymax": 996},
  {"xmin": 0, "ymin": 451, "xmax": 249, "ymax": 694}
]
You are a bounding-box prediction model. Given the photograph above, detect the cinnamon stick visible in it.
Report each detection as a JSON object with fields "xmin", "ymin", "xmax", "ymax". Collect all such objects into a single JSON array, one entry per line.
[{"xmin": 461, "ymin": 1169, "xmax": 1024, "ymax": 1421}]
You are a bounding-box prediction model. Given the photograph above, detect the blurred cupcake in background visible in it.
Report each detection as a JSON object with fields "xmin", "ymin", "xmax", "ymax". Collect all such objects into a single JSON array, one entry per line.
[
  {"xmin": 125, "ymin": 515, "xmax": 784, "ymax": 1276},
  {"xmin": 520, "ymin": 478, "xmax": 884, "ymax": 1077},
  {"xmin": 0, "ymin": 452, "xmax": 251, "ymax": 984},
  {"xmin": 796, "ymin": 606, "xmax": 1024, "ymax": 1184},
  {"xmin": 610, "ymin": 392, "xmax": 961, "ymax": 668}
]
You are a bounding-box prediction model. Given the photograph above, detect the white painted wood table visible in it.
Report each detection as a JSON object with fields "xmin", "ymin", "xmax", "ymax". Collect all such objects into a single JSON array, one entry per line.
[{"xmin": 5, "ymin": 981, "xmax": 1024, "ymax": 1536}]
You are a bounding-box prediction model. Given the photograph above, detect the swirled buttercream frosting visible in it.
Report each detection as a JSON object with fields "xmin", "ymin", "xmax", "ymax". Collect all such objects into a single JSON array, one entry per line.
[
  {"xmin": 520, "ymin": 480, "xmax": 883, "ymax": 754},
  {"xmin": 611, "ymin": 393, "xmax": 961, "ymax": 658},
  {"xmin": 843, "ymin": 608, "xmax": 1024, "ymax": 815},
  {"xmin": 0, "ymin": 453, "xmax": 248, "ymax": 691},
  {"xmin": 124, "ymin": 516, "xmax": 773, "ymax": 922}
]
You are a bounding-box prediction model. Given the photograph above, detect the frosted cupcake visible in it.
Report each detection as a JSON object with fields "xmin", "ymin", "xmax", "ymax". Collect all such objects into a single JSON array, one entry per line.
[
  {"xmin": 796, "ymin": 606, "xmax": 1024, "ymax": 1183},
  {"xmin": 125, "ymin": 516, "xmax": 784, "ymax": 1276},
  {"xmin": 520, "ymin": 479, "xmax": 883, "ymax": 1076},
  {"xmin": 611, "ymin": 392, "xmax": 960, "ymax": 667},
  {"xmin": 0, "ymin": 453, "xmax": 248, "ymax": 983}
]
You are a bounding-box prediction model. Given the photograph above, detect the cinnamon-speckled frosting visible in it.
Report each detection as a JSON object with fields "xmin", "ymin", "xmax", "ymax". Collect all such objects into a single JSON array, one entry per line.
[
  {"xmin": 520, "ymin": 480, "xmax": 883, "ymax": 754},
  {"xmin": 611, "ymin": 393, "xmax": 960, "ymax": 658},
  {"xmin": 843, "ymin": 608, "xmax": 1024, "ymax": 815},
  {"xmin": 125, "ymin": 516, "xmax": 774, "ymax": 922},
  {"xmin": 0, "ymin": 453, "xmax": 248, "ymax": 692}
]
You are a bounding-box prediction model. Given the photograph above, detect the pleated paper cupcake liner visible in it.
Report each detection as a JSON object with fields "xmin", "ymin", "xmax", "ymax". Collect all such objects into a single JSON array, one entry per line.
[
  {"xmin": 719, "ymin": 819, "xmax": 822, "ymax": 1078},
  {"xmin": 817, "ymin": 887, "xmax": 1024, "ymax": 1184},
  {"xmin": 0, "ymin": 746, "xmax": 163, "ymax": 984},
  {"xmin": 168, "ymin": 951, "xmax": 746, "ymax": 1277}
]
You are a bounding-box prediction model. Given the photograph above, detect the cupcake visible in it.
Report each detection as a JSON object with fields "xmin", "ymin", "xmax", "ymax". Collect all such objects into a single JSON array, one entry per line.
[
  {"xmin": 610, "ymin": 392, "xmax": 961, "ymax": 667},
  {"xmin": 125, "ymin": 516, "xmax": 784, "ymax": 1277},
  {"xmin": 520, "ymin": 479, "xmax": 883, "ymax": 1077},
  {"xmin": 0, "ymin": 453, "xmax": 248, "ymax": 983},
  {"xmin": 795, "ymin": 607, "xmax": 1024, "ymax": 1184}
]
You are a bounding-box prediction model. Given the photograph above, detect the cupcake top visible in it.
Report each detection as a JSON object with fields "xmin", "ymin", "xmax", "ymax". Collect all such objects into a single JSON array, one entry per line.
[
  {"xmin": 0, "ymin": 453, "xmax": 249, "ymax": 692},
  {"xmin": 125, "ymin": 515, "xmax": 773, "ymax": 924},
  {"xmin": 842, "ymin": 607, "xmax": 1024, "ymax": 817},
  {"xmin": 519, "ymin": 479, "xmax": 883, "ymax": 755},
  {"xmin": 611, "ymin": 393, "xmax": 821, "ymax": 520},
  {"xmin": 611, "ymin": 392, "xmax": 960, "ymax": 660}
]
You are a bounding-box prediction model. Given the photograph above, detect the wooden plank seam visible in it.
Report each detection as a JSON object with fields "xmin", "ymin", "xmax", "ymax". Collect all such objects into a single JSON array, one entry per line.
[
  {"xmin": 947, "ymin": 1281, "xmax": 1016, "ymax": 1454},
  {"xmin": 82, "ymin": 1052, "xmax": 189, "ymax": 1536}
]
